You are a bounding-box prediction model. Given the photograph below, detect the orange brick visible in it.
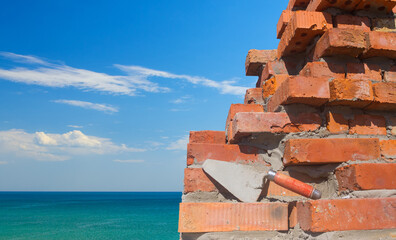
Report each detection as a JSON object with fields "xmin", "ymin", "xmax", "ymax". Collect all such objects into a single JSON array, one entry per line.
[
  {"xmin": 364, "ymin": 31, "xmax": 396, "ymax": 59},
  {"xmin": 380, "ymin": 139, "xmax": 396, "ymax": 159},
  {"xmin": 297, "ymin": 198, "xmax": 396, "ymax": 232},
  {"xmin": 267, "ymin": 76, "xmax": 330, "ymax": 112},
  {"xmin": 335, "ymin": 163, "xmax": 396, "ymax": 191},
  {"xmin": 335, "ymin": 15, "xmax": 371, "ymax": 31},
  {"xmin": 189, "ymin": 131, "xmax": 225, "ymax": 144},
  {"xmin": 229, "ymin": 112, "xmax": 321, "ymax": 143},
  {"xmin": 384, "ymin": 66, "xmax": 396, "ymax": 82},
  {"xmin": 365, "ymin": 82, "xmax": 396, "ymax": 111},
  {"xmin": 283, "ymin": 138, "xmax": 380, "ymax": 165},
  {"xmin": 288, "ymin": 202, "xmax": 298, "ymax": 228},
  {"xmin": 244, "ymin": 88, "xmax": 264, "ymax": 105},
  {"xmin": 186, "ymin": 143, "xmax": 262, "ymax": 166},
  {"xmin": 178, "ymin": 202, "xmax": 289, "ymax": 232},
  {"xmin": 277, "ymin": 10, "xmax": 292, "ymax": 39},
  {"xmin": 313, "ymin": 28, "xmax": 366, "ymax": 60},
  {"xmin": 245, "ymin": 49, "xmax": 278, "ymax": 76},
  {"xmin": 278, "ymin": 11, "xmax": 333, "ymax": 58},
  {"xmin": 299, "ymin": 61, "xmax": 345, "ymax": 80},
  {"xmin": 329, "ymin": 78, "xmax": 373, "ymax": 108},
  {"xmin": 307, "ymin": 0, "xmax": 362, "ymax": 12},
  {"xmin": 349, "ymin": 114, "xmax": 387, "ymax": 135},
  {"xmin": 262, "ymin": 75, "xmax": 289, "ymax": 98},
  {"xmin": 346, "ymin": 63, "xmax": 382, "ymax": 81},
  {"xmin": 260, "ymin": 60, "xmax": 288, "ymax": 81},
  {"xmin": 225, "ymin": 104, "xmax": 264, "ymax": 141},
  {"xmin": 326, "ymin": 112, "xmax": 349, "ymax": 134},
  {"xmin": 286, "ymin": 0, "xmax": 310, "ymax": 10},
  {"xmin": 355, "ymin": 0, "xmax": 396, "ymax": 14},
  {"xmin": 184, "ymin": 168, "xmax": 216, "ymax": 193}
]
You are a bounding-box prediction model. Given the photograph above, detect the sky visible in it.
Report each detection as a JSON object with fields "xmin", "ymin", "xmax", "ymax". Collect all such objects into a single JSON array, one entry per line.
[{"xmin": 0, "ymin": 0, "xmax": 286, "ymax": 191}]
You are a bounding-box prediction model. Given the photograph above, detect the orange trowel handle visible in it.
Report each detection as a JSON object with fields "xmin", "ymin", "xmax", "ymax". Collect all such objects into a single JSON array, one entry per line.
[{"xmin": 266, "ymin": 170, "xmax": 321, "ymax": 199}]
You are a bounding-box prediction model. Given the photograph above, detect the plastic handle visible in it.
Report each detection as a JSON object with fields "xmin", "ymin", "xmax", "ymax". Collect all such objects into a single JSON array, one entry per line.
[{"xmin": 269, "ymin": 171, "xmax": 321, "ymax": 199}]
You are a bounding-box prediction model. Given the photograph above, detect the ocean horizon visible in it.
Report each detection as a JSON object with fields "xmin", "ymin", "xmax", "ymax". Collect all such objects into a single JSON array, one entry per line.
[{"xmin": 0, "ymin": 191, "xmax": 182, "ymax": 240}]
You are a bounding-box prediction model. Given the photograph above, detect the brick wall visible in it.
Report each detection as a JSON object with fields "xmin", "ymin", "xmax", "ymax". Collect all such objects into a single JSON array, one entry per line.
[{"xmin": 179, "ymin": 0, "xmax": 396, "ymax": 238}]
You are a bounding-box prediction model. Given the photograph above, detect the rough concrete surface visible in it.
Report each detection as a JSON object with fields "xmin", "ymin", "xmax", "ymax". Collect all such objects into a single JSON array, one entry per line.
[{"xmin": 181, "ymin": 228, "xmax": 396, "ymax": 240}]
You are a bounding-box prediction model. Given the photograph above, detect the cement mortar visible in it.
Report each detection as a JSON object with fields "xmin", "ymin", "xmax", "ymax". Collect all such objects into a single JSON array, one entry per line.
[{"xmin": 181, "ymin": 228, "xmax": 396, "ymax": 240}]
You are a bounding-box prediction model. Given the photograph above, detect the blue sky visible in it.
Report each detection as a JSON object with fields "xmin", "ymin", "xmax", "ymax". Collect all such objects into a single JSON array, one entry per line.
[{"xmin": 0, "ymin": 0, "xmax": 286, "ymax": 191}]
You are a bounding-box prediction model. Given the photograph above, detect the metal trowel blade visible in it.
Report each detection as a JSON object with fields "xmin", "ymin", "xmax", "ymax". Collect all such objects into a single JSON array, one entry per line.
[{"xmin": 202, "ymin": 159, "xmax": 266, "ymax": 203}]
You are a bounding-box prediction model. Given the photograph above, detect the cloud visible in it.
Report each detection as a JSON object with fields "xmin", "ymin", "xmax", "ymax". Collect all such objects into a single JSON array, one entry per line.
[
  {"xmin": 166, "ymin": 135, "xmax": 189, "ymax": 151},
  {"xmin": 117, "ymin": 65, "xmax": 248, "ymax": 95},
  {"xmin": 113, "ymin": 159, "xmax": 144, "ymax": 163},
  {"xmin": 67, "ymin": 125, "xmax": 83, "ymax": 129},
  {"xmin": 0, "ymin": 52, "xmax": 48, "ymax": 65},
  {"xmin": 0, "ymin": 52, "xmax": 248, "ymax": 96},
  {"xmin": 53, "ymin": 99, "xmax": 118, "ymax": 113},
  {"xmin": 0, "ymin": 161, "xmax": 7, "ymax": 165},
  {"xmin": 0, "ymin": 129, "xmax": 145, "ymax": 161},
  {"xmin": 170, "ymin": 95, "xmax": 191, "ymax": 104}
]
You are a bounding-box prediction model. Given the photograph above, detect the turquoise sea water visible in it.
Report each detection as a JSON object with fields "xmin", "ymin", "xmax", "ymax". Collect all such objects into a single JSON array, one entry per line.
[{"xmin": 0, "ymin": 192, "xmax": 181, "ymax": 240}]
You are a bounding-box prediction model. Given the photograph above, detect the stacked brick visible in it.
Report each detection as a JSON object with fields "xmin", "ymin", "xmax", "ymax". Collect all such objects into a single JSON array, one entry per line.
[{"xmin": 179, "ymin": 0, "xmax": 396, "ymax": 239}]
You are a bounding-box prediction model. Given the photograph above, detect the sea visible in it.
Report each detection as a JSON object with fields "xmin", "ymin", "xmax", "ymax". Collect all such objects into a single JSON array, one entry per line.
[{"xmin": 0, "ymin": 192, "xmax": 182, "ymax": 240}]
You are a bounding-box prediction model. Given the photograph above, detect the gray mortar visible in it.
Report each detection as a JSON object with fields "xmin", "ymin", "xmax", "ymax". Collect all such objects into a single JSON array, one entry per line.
[
  {"xmin": 342, "ymin": 190, "xmax": 396, "ymax": 199},
  {"xmin": 181, "ymin": 228, "xmax": 396, "ymax": 240}
]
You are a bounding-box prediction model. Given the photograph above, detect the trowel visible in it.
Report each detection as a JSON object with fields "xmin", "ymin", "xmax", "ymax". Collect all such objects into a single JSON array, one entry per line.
[{"xmin": 202, "ymin": 159, "xmax": 321, "ymax": 202}]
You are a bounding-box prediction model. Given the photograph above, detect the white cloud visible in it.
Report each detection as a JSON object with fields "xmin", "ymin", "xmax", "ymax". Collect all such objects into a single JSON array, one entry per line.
[
  {"xmin": 0, "ymin": 129, "xmax": 145, "ymax": 161},
  {"xmin": 170, "ymin": 95, "xmax": 191, "ymax": 104},
  {"xmin": 117, "ymin": 65, "xmax": 248, "ymax": 95},
  {"xmin": 67, "ymin": 125, "xmax": 83, "ymax": 129},
  {"xmin": 166, "ymin": 135, "xmax": 189, "ymax": 151},
  {"xmin": 113, "ymin": 159, "xmax": 144, "ymax": 163},
  {"xmin": 170, "ymin": 108, "xmax": 190, "ymax": 112},
  {"xmin": 0, "ymin": 52, "xmax": 48, "ymax": 65},
  {"xmin": 0, "ymin": 52, "xmax": 248, "ymax": 96},
  {"xmin": 0, "ymin": 161, "xmax": 7, "ymax": 165},
  {"xmin": 53, "ymin": 99, "xmax": 118, "ymax": 113}
]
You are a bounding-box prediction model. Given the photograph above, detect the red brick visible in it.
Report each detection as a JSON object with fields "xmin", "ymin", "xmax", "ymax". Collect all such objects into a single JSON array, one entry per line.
[
  {"xmin": 244, "ymin": 88, "xmax": 264, "ymax": 105},
  {"xmin": 346, "ymin": 63, "xmax": 382, "ymax": 82},
  {"xmin": 229, "ymin": 112, "xmax": 321, "ymax": 143},
  {"xmin": 267, "ymin": 76, "xmax": 330, "ymax": 112},
  {"xmin": 349, "ymin": 114, "xmax": 387, "ymax": 135},
  {"xmin": 225, "ymin": 104, "xmax": 264, "ymax": 141},
  {"xmin": 278, "ymin": 11, "xmax": 333, "ymax": 58},
  {"xmin": 186, "ymin": 143, "xmax": 262, "ymax": 166},
  {"xmin": 365, "ymin": 82, "xmax": 396, "ymax": 111},
  {"xmin": 245, "ymin": 49, "xmax": 277, "ymax": 76},
  {"xmin": 335, "ymin": 15, "xmax": 371, "ymax": 31},
  {"xmin": 189, "ymin": 131, "xmax": 225, "ymax": 144},
  {"xmin": 364, "ymin": 31, "xmax": 396, "ymax": 59},
  {"xmin": 299, "ymin": 61, "xmax": 345, "ymax": 80},
  {"xmin": 335, "ymin": 163, "xmax": 396, "ymax": 191},
  {"xmin": 262, "ymin": 74, "xmax": 289, "ymax": 98},
  {"xmin": 260, "ymin": 60, "xmax": 288, "ymax": 81},
  {"xmin": 283, "ymin": 138, "xmax": 380, "ymax": 165},
  {"xmin": 384, "ymin": 65, "xmax": 396, "ymax": 82},
  {"xmin": 183, "ymin": 168, "xmax": 216, "ymax": 193},
  {"xmin": 286, "ymin": 0, "xmax": 310, "ymax": 10},
  {"xmin": 313, "ymin": 28, "xmax": 367, "ymax": 60},
  {"xmin": 355, "ymin": 0, "xmax": 396, "ymax": 14},
  {"xmin": 307, "ymin": 0, "xmax": 362, "ymax": 12},
  {"xmin": 329, "ymin": 78, "xmax": 373, "ymax": 108},
  {"xmin": 288, "ymin": 202, "xmax": 298, "ymax": 228},
  {"xmin": 277, "ymin": 10, "xmax": 292, "ymax": 39},
  {"xmin": 326, "ymin": 112, "xmax": 349, "ymax": 134},
  {"xmin": 297, "ymin": 198, "xmax": 396, "ymax": 232},
  {"xmin": 179, "ymin": 202, "xmax": 289, "ymax": 232},
  {"xmin": 380, "ymin": 139, "xmax": 396, "ymax": 159}
]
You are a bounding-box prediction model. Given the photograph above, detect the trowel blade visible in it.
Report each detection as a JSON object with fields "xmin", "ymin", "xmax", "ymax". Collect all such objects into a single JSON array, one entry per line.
[{"xmin": 202, "ymin": 159, "xmax": 266, "ymax": 203}]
